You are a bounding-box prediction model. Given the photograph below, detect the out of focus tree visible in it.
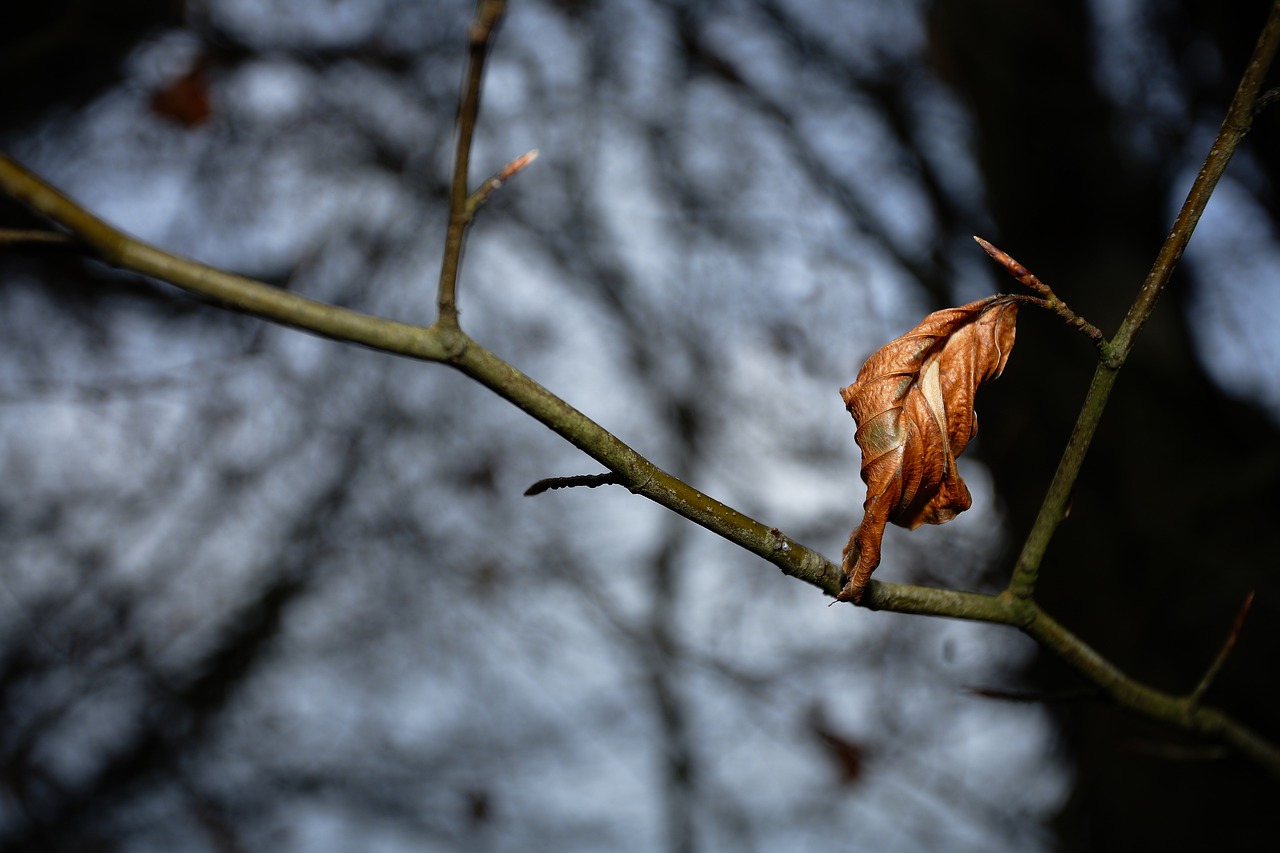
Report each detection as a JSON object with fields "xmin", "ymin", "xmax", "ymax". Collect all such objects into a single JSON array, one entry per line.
[{"xmin": 1, "ymin": 1, "xmax": 1278, "ymax": 851}]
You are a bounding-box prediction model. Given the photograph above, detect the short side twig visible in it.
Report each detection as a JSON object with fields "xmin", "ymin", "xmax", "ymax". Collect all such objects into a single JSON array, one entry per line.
[
  {"xmin": 524, "ymin": 472, "xmax": 624, "ymax": 496},
  {"xmin": 1254, "ymin": 86, "xmax": 1280, "ymax": 115},
  {"xmin": 466, "ymin": 149, "xmax": 539, "ymax": 218},
  {"xmin": 1190, "ymin": 591, "xmax": 1256, "ymax": 707},
  {"xmin": 973, "ymin": 235, "xmax": 1106, "ymax": 347}
]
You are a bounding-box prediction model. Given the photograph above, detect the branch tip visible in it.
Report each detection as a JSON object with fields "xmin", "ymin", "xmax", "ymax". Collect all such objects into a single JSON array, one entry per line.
[
  {"xmin": 500, "ymin": 148, "xmax": 539, "ymax": 181},
  {"xmin": 465, "ymin": 149, "xmax": 540, "ymax": 214},
  {"xmin": 524, "ymin": 472, "xmax": 624, "ymax": 496},
  {"xmin": 973, "ymin": 236, "xmax": 1106, "ymax": 346},
  {"xmin": 1190, "ymin": 590, "xmax": 1256, "ymax": 706},
  {"xmin": 973, "ymin": 236, "xmax": 1044, "ymax": 294}
]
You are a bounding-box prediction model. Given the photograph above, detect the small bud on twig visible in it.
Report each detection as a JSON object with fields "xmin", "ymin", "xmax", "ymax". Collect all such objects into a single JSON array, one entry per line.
[
  {"xmin": 466, "ymin": 149, "xmax": 540, "ymax": 217},
  {"xmin": 973, "ymin": 236, "xmax": 1106, "ymax": 347}
]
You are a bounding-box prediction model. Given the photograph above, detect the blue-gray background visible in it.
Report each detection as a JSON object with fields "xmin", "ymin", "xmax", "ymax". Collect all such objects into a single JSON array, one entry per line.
[{"xmin": 2, "ymin": 1, "xmax": 1278, "ymax": 850}]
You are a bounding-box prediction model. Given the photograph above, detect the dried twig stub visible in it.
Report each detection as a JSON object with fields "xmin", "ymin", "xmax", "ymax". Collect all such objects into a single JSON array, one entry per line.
[{"xmin": 524, "ymin": 472, "xmax": 622, "ymax": 496}]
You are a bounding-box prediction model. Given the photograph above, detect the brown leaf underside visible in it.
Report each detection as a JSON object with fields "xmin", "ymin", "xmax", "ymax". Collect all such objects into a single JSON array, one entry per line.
[{"xmin": 839, "ymin": 295, "xmax": 1020, "ymax": 602}]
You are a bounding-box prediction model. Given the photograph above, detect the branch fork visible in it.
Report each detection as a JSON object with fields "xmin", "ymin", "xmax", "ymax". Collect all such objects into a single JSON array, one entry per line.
[
  {"xmin": 0, "ymin": 0, "xmax": 1277, "ymax": 776},
  {"xmin": 973, "ymin": 235, "xmax": 1106, "ymax": 347}
]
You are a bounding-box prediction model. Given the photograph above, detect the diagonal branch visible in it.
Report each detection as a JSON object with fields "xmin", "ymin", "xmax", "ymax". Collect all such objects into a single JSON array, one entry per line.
[
  {"xmin": 3, "ymin": 150, "xmax": 1276, "ymax": 775},
  {"xmin": 0, "ymin": 155, "xmax": 452, "ymax": 362},
  {"xmin": 0, "ymin": 149, "xmax": 839, "ymax": 596},
  {"xmin": 1111, "ymin": 0, "xmax": 1280, "ymax": 365},
  {"xmin": 2, "ymin": 3, "xmax": 1279, "ymax": 778},
  {"xmin": 524, "ymin": 472, "xmax": 624, "ymax": 495},
  {"xmin": 1005, "ymin": 0, "xmax": 1280, "ymax": 602},
  {"xmin": 1190, "ymin": 591, "xmax": 1256, "ymax": 708}
]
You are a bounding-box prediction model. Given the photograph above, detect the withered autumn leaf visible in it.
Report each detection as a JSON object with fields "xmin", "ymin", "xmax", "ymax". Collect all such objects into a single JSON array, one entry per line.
[{"xmin": 839, "ymin": 295, "xmax": 1020, "ymax": 602}]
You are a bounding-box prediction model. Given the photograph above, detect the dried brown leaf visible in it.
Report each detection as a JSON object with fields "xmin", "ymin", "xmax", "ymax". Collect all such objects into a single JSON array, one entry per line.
[{"xmin": 839, "ymin": 295, "xmax": 1020, "ymax": 602}]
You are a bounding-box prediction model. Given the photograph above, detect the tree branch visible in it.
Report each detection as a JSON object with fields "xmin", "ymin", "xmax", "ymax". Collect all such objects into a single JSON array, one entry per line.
[
  {"xmin": 0, "ymin": 227, "xmax": 71, "ymax": 246},
  {"xmin": 437, "ymin": 0, "xmax": 507, "ymax": 327},
  {"xmin": 973, "ymin": 236, "xmax": 1106, "ymax": 346},
  {"xmin": 1005, "ymin": 0, "xmax": 1280, "ymax": 601},
  {"xmin": 5, "ymin": 151, "xmax": 1275, "ymax": 774},
  {"xmin": 1190, "ymin": 591, "xmax": 1255, "ymax": 708},
  {"xmin": 524, "ymin": 472, "xmax": 624, "ymax": 495},
  {"xmin": 1023, "ymin": 606, "xmax": 1280, "ymax": 772},
  {"xmin": 0, "ymin": 156, "xmax": 453, "ymax": 362},
  {"xmin": 2, "ymin": 1, "xmax": 1278, "ymax": 777}
]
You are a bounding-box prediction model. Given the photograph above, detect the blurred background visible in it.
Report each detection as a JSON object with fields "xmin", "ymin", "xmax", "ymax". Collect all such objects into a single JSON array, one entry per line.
[{"xmin": 1, "ymin": 0, "xmax": 1278, "ymax": 850}]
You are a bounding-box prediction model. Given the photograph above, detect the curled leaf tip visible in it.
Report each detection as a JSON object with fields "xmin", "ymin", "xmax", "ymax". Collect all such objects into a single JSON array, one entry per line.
[{"xmin": 838, "ymin": 295, "xmax": 1021, "ymax": 602}]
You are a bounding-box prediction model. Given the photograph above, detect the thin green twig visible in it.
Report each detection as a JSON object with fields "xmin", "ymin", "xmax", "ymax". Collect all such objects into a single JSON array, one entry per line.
[{"xmin": 1006, "ymin": 0, "xmax": 1280, "ymax": 601}]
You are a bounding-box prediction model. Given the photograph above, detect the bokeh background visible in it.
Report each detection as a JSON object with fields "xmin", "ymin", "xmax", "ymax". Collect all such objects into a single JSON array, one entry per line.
[{"xmin": 2, "ymin": 1, "xmax": 1279, "ymax": 850}]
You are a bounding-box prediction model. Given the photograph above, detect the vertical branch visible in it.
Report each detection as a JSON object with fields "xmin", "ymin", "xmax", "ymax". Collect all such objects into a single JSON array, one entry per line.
[
  {"xmin": 1005, "ymin": 0, "xmax": 1280, "ymax": 600},
  {"xmin": 436, "ymin": 0, "xmax": 507, "ymax": 328},
  {"xmin": 650, "ymin": 529, "xmax": 698, "ymax": 853}
]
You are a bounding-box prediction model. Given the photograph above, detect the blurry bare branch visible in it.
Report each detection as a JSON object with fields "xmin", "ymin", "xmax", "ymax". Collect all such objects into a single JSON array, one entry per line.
[
  {"xmin": 0, "ymin": 228, "xmax": 70, "ymax": 246},
  {"xmin": 1, "ymin": 0, "xmax": 1279, "ymax": 794},
  {"xmin": 437, "ymin": 0, "xmax": 508, "ymax": 326},
  {"xmin": 1191, "ymin": 591, "xmax": 1256, "ymax": 707}
]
